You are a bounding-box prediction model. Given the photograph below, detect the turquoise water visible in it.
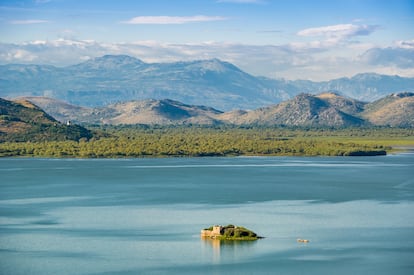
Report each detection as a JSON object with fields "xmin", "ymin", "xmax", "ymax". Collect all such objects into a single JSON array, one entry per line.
[{"xmin": 1, "ymin": 154, "xmax": 413, "ymax": 274}]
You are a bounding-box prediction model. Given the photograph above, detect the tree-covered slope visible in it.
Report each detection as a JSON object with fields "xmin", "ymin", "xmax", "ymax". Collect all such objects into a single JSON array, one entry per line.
[{"xmin": 0, "ymin": 98, "xmax": 93, "ymax": 142}]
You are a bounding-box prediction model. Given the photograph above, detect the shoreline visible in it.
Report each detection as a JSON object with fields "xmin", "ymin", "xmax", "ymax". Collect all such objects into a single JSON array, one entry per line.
[
  {"xmin": 0, "ymin": 150, "xmax": 390, "ymax": 159},
  {"xmin": 386, "ymin": 146, "xmax": 414, "ymax": 155}
]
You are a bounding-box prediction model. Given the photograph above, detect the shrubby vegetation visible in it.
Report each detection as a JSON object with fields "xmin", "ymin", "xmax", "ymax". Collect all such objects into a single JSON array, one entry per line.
[
  {"xmin": 0, "ymin": 123, "xmax": 93, "ymax": 143},
  {"xmin": 0, "ymin": 125, "xmax": 413, "ymax": 158},
  {"xmin": 219, "ymin": 225, "xmax": 259, "ymax": 240}
]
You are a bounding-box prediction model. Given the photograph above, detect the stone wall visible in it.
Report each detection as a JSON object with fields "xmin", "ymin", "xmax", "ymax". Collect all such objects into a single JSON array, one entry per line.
[{"xmin": 200, "ymin": 225, "xmax": 223, "ymax": 238}]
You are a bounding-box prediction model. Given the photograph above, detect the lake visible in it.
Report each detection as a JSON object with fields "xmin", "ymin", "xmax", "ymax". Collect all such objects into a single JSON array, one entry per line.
[{"xmin": 1, "ymin": 154, "xmax": 414, "ymax": 274}]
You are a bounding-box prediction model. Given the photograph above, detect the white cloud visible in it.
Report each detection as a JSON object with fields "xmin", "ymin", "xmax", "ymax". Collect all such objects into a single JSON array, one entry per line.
[
  {"xmin": 9, "ymin": 19, "xmax": 50, "ymax": 25},
  {"xmin": 0, "ymin": 48, "xmax": 37, "ymax": 62},
  {"xmin": 298, "ymin": 24, "xmax": 378, "ymax": 41},
  {"xmin": 288, "ymin": 40, "xmax": 335, "ymax": 52},
  {"xmin": 395, "ymin": 39, "xmax": 414, "ymax": 49},
  {"xmin": 360, "ymin": 47, "xmax": 414, "ymax": 69},
  {"xmin": 121, "ymin": 15, "xmax": 227, "ymax": 25},
  {"xmin": 13, "ymin": 49, "xmax": 37, "ymax": 61}
]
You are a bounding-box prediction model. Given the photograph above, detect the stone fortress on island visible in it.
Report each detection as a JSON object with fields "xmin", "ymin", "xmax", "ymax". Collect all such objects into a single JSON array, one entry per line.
[
  {"xmin": 200, "ymin": 224, "xmax": 260, "ymax": 240},
  {"xmin": 200, "ymin": 225, "xmax": 224, "ymax": 238}
]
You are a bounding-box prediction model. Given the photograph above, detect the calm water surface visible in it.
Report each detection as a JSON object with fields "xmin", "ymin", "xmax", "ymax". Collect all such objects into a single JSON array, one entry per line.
[{"xmin": 1, "ymin": 154, "xmax": 414, "ymax": 274}]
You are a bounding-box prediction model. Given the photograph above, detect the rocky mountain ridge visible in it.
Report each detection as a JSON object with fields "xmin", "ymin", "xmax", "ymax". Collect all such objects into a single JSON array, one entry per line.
[
  {"xmin": 20, "ymin": 92, "xmax": 414, "ymax": 128},
  {"xmin": 2, "ymin": 55, "xmax": 414, "ymax": 110},
  {"xmin": 362, "ymin": 92, "xmax": 414, "ymax": 127},
  {"xmin": 218, "ymin": 93, "xmax": 367, "ymax": 127}
]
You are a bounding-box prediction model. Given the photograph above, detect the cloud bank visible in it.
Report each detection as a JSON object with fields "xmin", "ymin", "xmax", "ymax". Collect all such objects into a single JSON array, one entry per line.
[
  {"xmin": 1, "ymin": 37, "xmax": 413, "ymax": 81},
  {"xmin": 0, "ymin": 22, "xmax": 411, "ymax": 81},
  {"xmin": 361, "ymin": 47, "xmax": 414, "ymax": 69}
]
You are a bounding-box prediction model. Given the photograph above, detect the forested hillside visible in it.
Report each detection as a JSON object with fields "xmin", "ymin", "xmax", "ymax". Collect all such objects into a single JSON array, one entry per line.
[{"xmin": 0, "ymin": 98, "xmax": 93, "ymax": 142}]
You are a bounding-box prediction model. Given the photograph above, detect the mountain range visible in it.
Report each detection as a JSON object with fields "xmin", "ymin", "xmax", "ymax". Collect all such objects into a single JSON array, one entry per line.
[
  {"xmin": 2, "ymin": 55, "xmax": 414, "ymax": 111},
  {"xmin": 19, "ymin": 92, "xmax": 414, "ymax": 128}
]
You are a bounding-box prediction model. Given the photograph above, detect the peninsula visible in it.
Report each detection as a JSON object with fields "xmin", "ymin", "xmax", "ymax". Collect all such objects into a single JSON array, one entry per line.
[{"xmin": 201, "ymin": 225, "xmax": 261, "ymax": 241}]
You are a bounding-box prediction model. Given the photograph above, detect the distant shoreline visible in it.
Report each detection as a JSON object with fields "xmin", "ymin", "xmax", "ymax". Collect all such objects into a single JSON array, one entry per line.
[{"xmin": 0, "ymin": 150, "xmax": 389, "ymax": 159}]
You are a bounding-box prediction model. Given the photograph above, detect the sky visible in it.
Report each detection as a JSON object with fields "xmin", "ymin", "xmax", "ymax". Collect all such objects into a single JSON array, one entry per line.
[{"xmin": 0, "ymin": 0, "xmax": 413, "ymax": 81}]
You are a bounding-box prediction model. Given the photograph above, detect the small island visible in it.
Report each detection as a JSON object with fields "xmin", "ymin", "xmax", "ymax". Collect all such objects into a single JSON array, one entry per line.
[{"xmin": 201, "ymin": 225, "xmax": 261, "ymax": 241}]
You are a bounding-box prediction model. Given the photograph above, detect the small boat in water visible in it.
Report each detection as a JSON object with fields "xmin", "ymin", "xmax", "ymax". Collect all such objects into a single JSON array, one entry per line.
[{"xmin": 297, "ymin": 238, "xmax": 310, "ymax": 243}]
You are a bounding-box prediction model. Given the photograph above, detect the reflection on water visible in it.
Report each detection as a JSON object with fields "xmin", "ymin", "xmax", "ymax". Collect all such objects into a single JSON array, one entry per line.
[{"xmin": 201, "ymin": 237, "xmax": 258, "ymax": 264}]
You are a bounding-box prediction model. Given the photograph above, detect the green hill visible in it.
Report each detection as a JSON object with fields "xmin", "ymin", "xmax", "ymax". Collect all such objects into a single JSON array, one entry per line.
[{"xmin": 0, "ymin": 98, "xmax": 93, "ymax": 142}]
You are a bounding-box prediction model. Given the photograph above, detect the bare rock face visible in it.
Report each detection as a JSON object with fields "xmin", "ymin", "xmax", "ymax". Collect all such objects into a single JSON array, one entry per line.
[
  {"xmin": 21, "ymin": 92, "xmax": 414, "ymax": 128},
  {"xmin": 103, "ymin": 99, "xmax": 223, "ymax": 125},
  {"xmin": 219, "ymin": 93, "xmax": 366, "ymax": 127}
]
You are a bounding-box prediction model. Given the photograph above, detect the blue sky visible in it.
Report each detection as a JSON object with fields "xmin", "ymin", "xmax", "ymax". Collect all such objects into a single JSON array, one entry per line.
[{"xmin": 0, "ymin": 0, "xmax": 413, "ymax": 80}]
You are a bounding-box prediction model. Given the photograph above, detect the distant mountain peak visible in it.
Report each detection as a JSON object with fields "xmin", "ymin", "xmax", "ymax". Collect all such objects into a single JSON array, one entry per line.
[
  {"xmin": 2, "ymin": 55, "xmax": 414, "ymax": 110},
  {"xmin": 187, "ymin": 58, "xmax": 241, "ymax": 73},
  {"xmin": 93, "ymin": 54, "xmax": 143, "ymax": 63},
  {"xmin": 351, "ymin": 72, "xmax": 382, "ymax": 80},
  {"xmin": 351, "ymin": 72, "xmax": 402, "ymax": 81},
  {"xmin": 293, "ymin": 93, "xmax": 326, "ymax": 104},
  {"xmin": 75, "ymin": 54, "xmax": 144, "ymax": 69},
  {"xmin": 316, "ymin": 91, "xmax": 343, "ymax": 99}
]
